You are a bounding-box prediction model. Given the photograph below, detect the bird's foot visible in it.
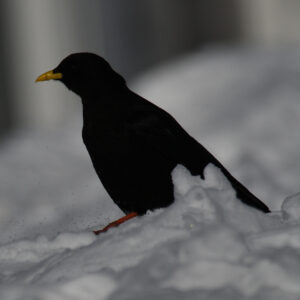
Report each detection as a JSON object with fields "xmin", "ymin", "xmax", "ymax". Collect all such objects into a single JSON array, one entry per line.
[{"xmin": 93, "ymin": 212, "xmax": 138, "ymax": 235}]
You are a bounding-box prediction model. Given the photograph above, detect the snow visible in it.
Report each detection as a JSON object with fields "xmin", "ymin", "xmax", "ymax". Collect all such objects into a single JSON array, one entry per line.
[{"xmin": 2, "ymin": 48, "xmax": 300, "ymax": 299}]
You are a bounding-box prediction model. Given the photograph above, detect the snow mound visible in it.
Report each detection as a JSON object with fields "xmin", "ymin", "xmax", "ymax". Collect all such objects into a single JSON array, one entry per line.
[
  {"xmin": 1, "ymin": 164, "xmax": 300, "ymax": 300},
  {"xmin": 0, "ymin": 233, "xmax": 95, "ymax": 263},
  {"xmin": 281, "ymin": 192, "xmax": 300, "ymax": 222}
]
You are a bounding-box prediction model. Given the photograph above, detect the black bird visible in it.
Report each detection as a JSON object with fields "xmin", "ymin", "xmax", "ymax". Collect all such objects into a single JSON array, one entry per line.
[{"xmin": 36, "ymin": 53, "xmax": 270, "ymax": 233}]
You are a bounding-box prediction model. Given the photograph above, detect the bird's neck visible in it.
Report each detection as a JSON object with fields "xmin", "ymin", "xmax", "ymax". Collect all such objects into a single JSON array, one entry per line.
[
  {"xmin": 81, "ymin": 82, "xmax": 128, "ymax": 100},
  {"xmin": 81, "ymin": 85, "xmax": 131, "ymax": 121}
]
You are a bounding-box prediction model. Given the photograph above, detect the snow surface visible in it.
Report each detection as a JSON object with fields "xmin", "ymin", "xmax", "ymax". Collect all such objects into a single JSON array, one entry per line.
[{"xmin": 2, "ymin": 48, "xmax": 300, "ymax": 299}]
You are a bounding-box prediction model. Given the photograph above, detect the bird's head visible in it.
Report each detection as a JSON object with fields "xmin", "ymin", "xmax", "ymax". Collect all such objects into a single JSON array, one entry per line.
[{"xmin": 36, "ymin": 53, "xmax": 126, "ymax": 96}]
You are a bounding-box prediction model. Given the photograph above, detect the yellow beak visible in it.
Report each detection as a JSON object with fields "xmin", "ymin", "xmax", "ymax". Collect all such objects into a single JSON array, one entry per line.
[{"xmin": 35, "ymin": 70, "xmax": 63, "ymax": 82}]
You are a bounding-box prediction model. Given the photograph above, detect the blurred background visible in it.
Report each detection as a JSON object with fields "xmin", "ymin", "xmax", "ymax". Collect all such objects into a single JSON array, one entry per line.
[
  {"xmin": 2, "ymin": 0, "xmax": 300, "ymax": 242},
  {"xmin": 1, "ymin": 0, "xmax": 300, "ymax": 132}
]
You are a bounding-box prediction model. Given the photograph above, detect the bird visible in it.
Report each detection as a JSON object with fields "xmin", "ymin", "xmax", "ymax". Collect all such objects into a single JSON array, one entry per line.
[{"xmin": 36, "ymin": 53, "xmax": 270, "ymax": 234}]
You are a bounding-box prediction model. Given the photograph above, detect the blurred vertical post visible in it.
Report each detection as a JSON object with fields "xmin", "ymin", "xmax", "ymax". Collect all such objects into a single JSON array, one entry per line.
[
  {"xmin": 0, "ymin": 0, "xmax": 87, "ymax": 130},
  {"xmin": 0, "ymin": 1, "xmax": 13, "ymax": 138},
  {"xmin": 240, "ymin": 0, "xmax": 300, "ymax": 44}
]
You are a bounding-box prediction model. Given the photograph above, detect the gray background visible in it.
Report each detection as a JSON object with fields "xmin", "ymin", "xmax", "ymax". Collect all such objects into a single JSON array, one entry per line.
[{"xmin": 0, "ymin": 0, "xmax": 299, "ymax": 136}]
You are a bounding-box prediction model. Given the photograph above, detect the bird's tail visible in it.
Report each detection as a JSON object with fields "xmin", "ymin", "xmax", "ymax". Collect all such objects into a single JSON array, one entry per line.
[{"xmin": 221, "ymin": 168, "xmax": 270, "ymax": 213}]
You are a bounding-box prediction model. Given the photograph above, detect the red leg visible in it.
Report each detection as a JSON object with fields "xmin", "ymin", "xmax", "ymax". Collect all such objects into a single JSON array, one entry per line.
[{"xmin": 93, "ymin": 212, "xmax": 138, "ymax": 235}]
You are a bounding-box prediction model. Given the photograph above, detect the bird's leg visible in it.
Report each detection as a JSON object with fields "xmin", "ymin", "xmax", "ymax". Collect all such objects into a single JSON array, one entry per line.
[{"xmin": 93, "ymin": 212, "xmax": 138, "ymax": 235}]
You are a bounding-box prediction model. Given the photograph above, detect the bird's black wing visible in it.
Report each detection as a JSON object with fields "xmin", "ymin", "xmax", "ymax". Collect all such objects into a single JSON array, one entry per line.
[{"xmin": 125, "ymin": 100, "xmax": 270, "ymax": 213}]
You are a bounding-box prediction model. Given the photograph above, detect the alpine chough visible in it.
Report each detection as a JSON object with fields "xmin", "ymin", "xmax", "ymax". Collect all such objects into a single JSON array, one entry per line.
[{"xmin": 36, "ymin": 53, "xmax": 270, "ymax": 234}]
